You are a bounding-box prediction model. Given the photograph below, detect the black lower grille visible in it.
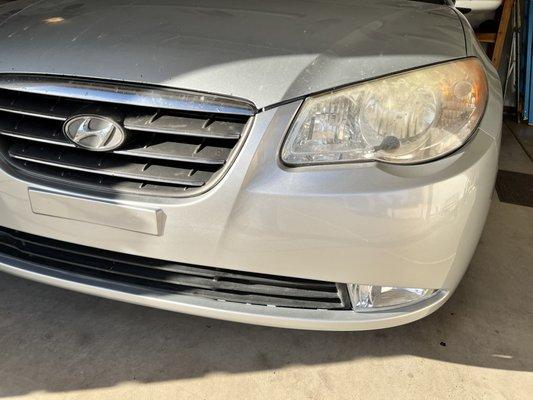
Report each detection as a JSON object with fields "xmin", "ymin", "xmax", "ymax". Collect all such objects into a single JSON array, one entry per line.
[{"xmin": 0, "ymin": 227, "xmax": 350, "ymax": 310}]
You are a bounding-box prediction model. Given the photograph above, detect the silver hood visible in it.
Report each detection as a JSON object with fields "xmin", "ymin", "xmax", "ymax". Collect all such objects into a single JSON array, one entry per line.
[{"xmin": 0, "ymin": 0, "xmax": 466, "ymax": 109}]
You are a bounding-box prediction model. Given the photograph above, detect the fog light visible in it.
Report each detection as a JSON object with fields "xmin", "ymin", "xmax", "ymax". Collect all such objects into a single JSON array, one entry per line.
[{"xmin": 348, "ymin": 284, "xmax": 438, "ymax": 311}]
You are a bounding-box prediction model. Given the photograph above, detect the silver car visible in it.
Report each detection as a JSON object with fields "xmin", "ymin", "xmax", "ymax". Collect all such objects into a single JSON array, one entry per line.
[{"xmin": 0, "ymin": 0, "xmax": 501, "ymax": 330}]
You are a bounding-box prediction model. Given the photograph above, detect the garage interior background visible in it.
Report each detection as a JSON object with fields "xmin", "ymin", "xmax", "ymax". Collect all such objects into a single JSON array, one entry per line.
[
  {"xmin": 469, "ymin": 0, "xmax": 532, "ymax": 132},
  {"xmin": 460, "ymin": 0, "xmax": 532, "ymax": 209}
]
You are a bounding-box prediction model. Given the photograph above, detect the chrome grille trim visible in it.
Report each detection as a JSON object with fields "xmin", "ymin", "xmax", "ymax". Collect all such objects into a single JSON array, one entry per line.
[
  {"xmin": 0, "ymin": 75, "xmax": 256, "ymax": 116},
  {"xmin": 0, "ymin": 130, "xmax": 75, "ymax": 147},
  {"xmin": 0, "ymin": 105, "xmax": 67, "ymax": 121},
  {"xmin": 0, "ymin": 75, "xmax": 254, "ymax": 197}
]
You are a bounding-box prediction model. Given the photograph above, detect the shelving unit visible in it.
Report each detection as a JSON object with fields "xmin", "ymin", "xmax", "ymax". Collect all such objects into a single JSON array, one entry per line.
[{"xmin": 476, "ymin": 0, "xmax": 515, "ymax": 68}]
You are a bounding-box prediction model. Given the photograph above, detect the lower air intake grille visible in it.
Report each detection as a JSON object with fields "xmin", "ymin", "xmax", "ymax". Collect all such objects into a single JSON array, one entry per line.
[
  {"xmin": 0, "ymin": 75, "xmax": 254, "ymax": 197},
  {"xmin": 0, "ymin": 227, "xmax": 351, "ymax": 310}
]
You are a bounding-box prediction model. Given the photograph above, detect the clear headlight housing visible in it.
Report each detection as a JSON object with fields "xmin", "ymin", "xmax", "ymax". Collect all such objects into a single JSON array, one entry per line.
[
  {"xmin": 348, "ymin": 284, "xmax": 440, "ymax": 312},
  {"xmin": 281, "ymin": 58, "xmax": 488, "ymax": 165}
]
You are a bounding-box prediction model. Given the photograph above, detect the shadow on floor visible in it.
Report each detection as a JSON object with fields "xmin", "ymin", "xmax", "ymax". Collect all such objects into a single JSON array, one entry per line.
[{"xmin": 0, "ymin": 197, "xmax": 531, "ymax": 398}]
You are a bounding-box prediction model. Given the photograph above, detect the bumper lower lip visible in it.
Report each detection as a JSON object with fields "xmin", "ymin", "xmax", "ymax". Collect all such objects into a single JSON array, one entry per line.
[{"xmin": 0, "ymin": 253, "xmax": 450, "ymax": 331}]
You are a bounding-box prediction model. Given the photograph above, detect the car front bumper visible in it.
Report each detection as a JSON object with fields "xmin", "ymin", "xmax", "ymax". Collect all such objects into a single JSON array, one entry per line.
[{"xmin": 0, "ymin": 65, "xmax": 502, "ymax": 330}]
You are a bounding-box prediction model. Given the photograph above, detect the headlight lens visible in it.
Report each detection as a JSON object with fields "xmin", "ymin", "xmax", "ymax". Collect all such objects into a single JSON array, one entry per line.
[
  {"xmin": 348, "ymin": 284, "xmax": 439, "ymax": 311},
  {"xmin": 281, "ymin": 58, "xmax": 488, "ymax": 165}
]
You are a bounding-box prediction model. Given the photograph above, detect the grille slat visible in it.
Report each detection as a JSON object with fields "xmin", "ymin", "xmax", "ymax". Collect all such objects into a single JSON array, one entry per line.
[
  {"xmin": 0, "ymin": 77, "xmax": 252, "ymax": 197},
  {"xmin": 16, "ymin": 163, "xmax": 190, "ymax": 196},
  {"xmin": 115, "ymin": 139, "xmax": 231, "ymax": 165},
  {"xmin": 0, "ymin": 227, "xmax": 349, "ymax": 310},
  {"xmin": 9, "ymin": 142, "xmax": 212, "ymax": 187},
  {"xmin": 1, "ymin": 126, "xmax": 73, "ymax": 147},
  {"xmin": 124, "ymin": 114, "xmax": 243, "ymax": 139},
  {"xmin": 0, "ymin": 91, "xmax": 74, "ymax": 121}
]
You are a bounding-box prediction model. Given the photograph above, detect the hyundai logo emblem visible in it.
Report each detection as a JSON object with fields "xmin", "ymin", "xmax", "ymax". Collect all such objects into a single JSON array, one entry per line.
[{"xmin": 63, "ymin": 115, "xmax": 126, "ymax": 151}]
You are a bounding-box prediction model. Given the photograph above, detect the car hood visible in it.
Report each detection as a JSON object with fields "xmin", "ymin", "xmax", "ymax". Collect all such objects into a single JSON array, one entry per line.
[{"xmin": 0, "ymin": 0, "xmax": 466, "ymax": 109}]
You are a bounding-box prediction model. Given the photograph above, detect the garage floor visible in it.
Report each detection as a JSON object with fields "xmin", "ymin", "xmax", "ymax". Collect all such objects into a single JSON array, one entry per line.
[{"xmin": 0, "ymin": 123, "xmax": 531, "ymax": 400}]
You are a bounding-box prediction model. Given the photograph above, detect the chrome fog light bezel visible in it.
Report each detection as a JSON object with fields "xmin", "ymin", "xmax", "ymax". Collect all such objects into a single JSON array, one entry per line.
[{"xmin": 347, "ymin": 284, "xmax": 442, "ymax": 312}]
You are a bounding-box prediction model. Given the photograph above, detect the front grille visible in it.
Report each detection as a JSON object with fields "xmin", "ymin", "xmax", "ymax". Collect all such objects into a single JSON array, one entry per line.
[
  {"xmin": 0, "ymin": 227, "xmax": 351, "ymax": 310},
  {"xmin": 0, "ymin": 75, "xmax": 254, "ymax": 197}
]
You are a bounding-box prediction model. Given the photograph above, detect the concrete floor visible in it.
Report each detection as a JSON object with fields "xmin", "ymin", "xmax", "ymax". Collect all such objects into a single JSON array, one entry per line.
[{"xmin": 0, "ymin": 124, "xmax": 531, "ymax": 400}]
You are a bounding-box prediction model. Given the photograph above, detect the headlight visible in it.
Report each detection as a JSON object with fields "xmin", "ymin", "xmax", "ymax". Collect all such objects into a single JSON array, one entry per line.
[{"xmin": 281, "ymin": 58, "xmax": 488, "ymax": 165}]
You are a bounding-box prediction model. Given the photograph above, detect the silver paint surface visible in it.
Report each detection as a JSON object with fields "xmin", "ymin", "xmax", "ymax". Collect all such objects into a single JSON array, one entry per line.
[{"xmin": 0, "ymin": 0, "xmax": 466, "ymax": 108}]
